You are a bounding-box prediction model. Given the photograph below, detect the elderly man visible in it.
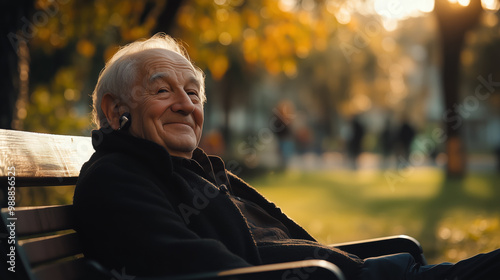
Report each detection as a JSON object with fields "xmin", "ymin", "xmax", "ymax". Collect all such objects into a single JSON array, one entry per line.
[{"xmin": 74, "ymin": 34, "xmax": 499, "ymax": 280}]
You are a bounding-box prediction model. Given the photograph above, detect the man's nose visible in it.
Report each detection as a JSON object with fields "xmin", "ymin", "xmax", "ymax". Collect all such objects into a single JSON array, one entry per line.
[{"xmin": 171, "ymin": 91, "xmax": 195, "ymax": 114}]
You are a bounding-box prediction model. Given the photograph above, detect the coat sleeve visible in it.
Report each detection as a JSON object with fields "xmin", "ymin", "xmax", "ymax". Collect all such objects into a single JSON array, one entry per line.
[{"xmin": 73, "ymin": 157, "xmax": 252, "ymax": 277}]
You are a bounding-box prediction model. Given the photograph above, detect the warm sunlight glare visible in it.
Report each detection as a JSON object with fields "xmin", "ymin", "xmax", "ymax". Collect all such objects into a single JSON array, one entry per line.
[
  {"xmin": 419, "ymin": 0, "xmax": 435, "ymax": 13},
  {"xmin": 482, "ymin": 0, "xmax": 500, "ymax": 11},
  {"xmin": 374, "ymin": 0, "xmax": 434, "ymax": 20},
  {"xmin": 336, "ymin": 6, "xmax": 352, "ymax": 24},
  {"xmin": 458, "ymin": 0, "xmax": 471, "ymax": 6},
  {"xmin": 279, "ymin": 0, "xmax": 296, "ymax": 12}
]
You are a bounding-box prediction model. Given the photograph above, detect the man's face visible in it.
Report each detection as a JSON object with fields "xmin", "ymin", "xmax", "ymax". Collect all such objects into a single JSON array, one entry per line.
[{"xmin": 127, "ymin": 49, "xmax": 204, "ymax": 159}]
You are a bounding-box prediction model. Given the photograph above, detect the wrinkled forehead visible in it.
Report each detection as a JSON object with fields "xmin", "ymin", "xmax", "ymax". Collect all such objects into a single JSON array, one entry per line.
[
  {"xmin": 132, "ymin": 49, "xmax": 199, "ymax": 86},
  {"xmin": 139, "ymin": 49, "xmax": 194, "ymax": 73}
]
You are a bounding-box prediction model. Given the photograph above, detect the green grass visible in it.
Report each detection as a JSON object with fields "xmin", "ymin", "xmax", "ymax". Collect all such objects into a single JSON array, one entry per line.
[{"xmin": 247, "ymin": 168, "xmax": 500, "ymax": 264}]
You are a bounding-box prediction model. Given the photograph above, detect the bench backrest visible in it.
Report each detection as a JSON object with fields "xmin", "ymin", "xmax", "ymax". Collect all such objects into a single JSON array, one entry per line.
[{"xmin": 0, "ymin": 129, "xmax": 94, "ymax": 280}]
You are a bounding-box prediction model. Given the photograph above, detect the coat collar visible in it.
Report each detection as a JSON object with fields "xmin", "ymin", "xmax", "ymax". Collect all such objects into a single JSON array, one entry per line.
[
  {"xmin": 90, "ymin": 128, "xmax": 230, "ymax": 189},
  {"xmin": 91, "ymin": 128, "xmax": 174, "ymax": 176},
  {"xmin": 170, "ymin": 147, "xmax": 232, "ymax": 190}
]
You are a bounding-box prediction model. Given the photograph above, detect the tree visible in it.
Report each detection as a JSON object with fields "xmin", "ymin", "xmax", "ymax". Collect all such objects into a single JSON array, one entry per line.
[
  {"xmin": 171, "ymin": 0, "xmax": 340, "ymax": 147},
  {"xmin": 434, "ymin": 0, "xmax": 483, "ymax": 178},
  {"xmin": 0, "ymin": 0, "xmax": 33, "ymax": 129},
  {"xmin": 2, "ymin": 0, "xmax": 184, "ymax": 134}
]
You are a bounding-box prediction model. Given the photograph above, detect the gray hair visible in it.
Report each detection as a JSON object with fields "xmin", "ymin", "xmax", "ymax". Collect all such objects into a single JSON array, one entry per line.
[{"xmin": 92, "ymin": 33, "xmax": 206, "ymax": 128}]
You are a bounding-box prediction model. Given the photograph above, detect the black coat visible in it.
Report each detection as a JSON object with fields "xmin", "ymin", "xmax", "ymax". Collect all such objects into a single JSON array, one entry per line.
[{"xmin": 73, "ymin": 129, "xmax": 363, "ymax": 279}]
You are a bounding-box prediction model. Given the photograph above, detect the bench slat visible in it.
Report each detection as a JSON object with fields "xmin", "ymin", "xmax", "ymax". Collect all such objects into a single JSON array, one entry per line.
[
  {"xmin": 0, "ymin": 129, "xmax": 93, "ymax": 186},
  {"xmin": 6, "ymin": 176, "xmax": 80, "ymax": 187},
  {"xmin": 33, "ymin": 256, "xmax": 86, "ymax": 280},
  {"xmin": 4, "ymin": 205, "xmax": 74, "ymax": 236},
  {"xmin": 20, "ymin": 232, "xmax": 82, "ymax": 266}
]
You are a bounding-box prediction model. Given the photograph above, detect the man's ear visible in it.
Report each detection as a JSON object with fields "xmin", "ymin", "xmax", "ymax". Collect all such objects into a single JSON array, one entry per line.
[{"xmin": 101, "ymin": 93, "xmax": 121, "ymax": 130}]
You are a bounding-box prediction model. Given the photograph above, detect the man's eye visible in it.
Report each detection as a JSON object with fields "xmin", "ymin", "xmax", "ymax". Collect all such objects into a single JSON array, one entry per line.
[
  {"xmin": 187, "ymin": 91, "xmax": 200, "ymax": 100},
  {"xmin": 157, "ymin": 89, "xmax": 168, "ymax": 94}
]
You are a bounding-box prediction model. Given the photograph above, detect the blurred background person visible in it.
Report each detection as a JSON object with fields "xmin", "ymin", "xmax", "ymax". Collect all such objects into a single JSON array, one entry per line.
[
  {"xmin": 395, "ymin": 116, "xmax": 416, "ymax": 165},
  {"xmin": 272, "ymin": 100, "xmax": 296, "ymax": 169},
  {"xmin": 380, "ymin": 116, "xmax": 394, "ymax": 169},
  {"xmin": 488, "ymin": 113, "xmax": 500, "ymax": 173},
  {"xmin": 346, "ymin": 114, "xmax": 365, "ymax": 170}
]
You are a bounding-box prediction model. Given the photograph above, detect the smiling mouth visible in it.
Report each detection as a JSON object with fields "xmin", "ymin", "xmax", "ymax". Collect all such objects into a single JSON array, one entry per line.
[{"xmin": 164, "ymin": 122, "xmax": 194, "ymax": 129}]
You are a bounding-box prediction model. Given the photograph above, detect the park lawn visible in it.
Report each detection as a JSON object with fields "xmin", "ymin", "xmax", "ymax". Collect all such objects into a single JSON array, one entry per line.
[{"xmin": 247, "ymin": 168, "xmax": 500, "ymax": 264}]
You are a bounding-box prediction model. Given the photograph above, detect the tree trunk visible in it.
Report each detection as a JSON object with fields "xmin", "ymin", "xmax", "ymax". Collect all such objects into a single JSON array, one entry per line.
[
  {"xmin": 441, "ymin": 29, "xmax": 467, "ymax": 178},
  {"xmin": 434, "ymin": 0, "xmax": 483, "ymax": 178},
  {"xmin": 0, "ymin": 1, "xmax": 33, "ymax": 129},
  {"xmin": 151, "ymin": 0, "xmax": 185, "ymax": 35}
]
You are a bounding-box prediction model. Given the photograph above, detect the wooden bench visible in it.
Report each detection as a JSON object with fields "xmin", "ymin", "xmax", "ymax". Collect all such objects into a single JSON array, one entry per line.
[
  {"xmin": 0, "ymin": 129, "xmax": 93, "ymax": 280},
  {"xmin": 0, "ymin": 128, "xmax": 426, "ymax": 280}
]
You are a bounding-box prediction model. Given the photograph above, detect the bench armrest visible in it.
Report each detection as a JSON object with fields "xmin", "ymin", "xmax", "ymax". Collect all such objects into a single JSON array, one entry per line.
[
  {"xmin": 87, "ymin": 259, "xmax": 346, "ymax": 280},
  {"xmin": 332, "ymin": 235, "xmax": 427, "ymax": 265}
]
